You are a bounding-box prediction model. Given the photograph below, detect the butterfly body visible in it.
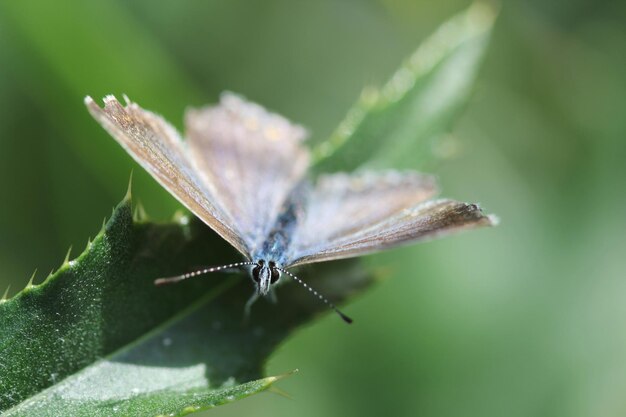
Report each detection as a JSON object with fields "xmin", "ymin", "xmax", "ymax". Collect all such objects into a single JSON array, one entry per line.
[
  {"xmin": 252, "ymin": 185, "xmax": 303, "ymax": 266},
  {"xmin": 85, "ymin": 92, "xmax": 497, "ymax": 321},
  {"xmin": 250, "ymin": 185, "xmax": 309, "ymax": 295}
]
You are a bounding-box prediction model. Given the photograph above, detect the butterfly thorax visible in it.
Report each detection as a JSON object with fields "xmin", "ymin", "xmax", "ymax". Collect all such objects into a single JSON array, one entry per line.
[
  {"xmin": 254, "ymin": 186, "xmax": 303, "ymax": 260},
  {"xmin": 249, "ymin": 187, "xmax": 304, "ymax": 295}
]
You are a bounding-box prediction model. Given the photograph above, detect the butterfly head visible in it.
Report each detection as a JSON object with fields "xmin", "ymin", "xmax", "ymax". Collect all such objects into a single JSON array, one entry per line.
[{"xmin": 251, "ymin": 260, "xmax": 281, "ymax": 295}]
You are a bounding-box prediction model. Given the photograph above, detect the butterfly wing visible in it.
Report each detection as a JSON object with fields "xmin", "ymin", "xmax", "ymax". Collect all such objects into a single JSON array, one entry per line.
[
  {"xmin": 286, "ymin": 171, "xmax": 496, "ymax": 267},
  {"xmin": 184, "ymin": 93, "xmax": 310, "ymax": 255},
  {"xmin": 85, "ymin": 95, "xmax": 250, "ymax": 256}
]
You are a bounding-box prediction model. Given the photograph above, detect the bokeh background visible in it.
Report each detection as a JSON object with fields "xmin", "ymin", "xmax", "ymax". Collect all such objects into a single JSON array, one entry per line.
[{"xmin": 1, "ymin": 1, "xmax": 625, "ymax": 416}]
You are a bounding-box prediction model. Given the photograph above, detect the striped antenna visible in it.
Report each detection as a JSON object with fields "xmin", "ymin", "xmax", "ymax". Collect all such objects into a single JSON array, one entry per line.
[
  {"xmin": 154, "ymin": 262, "xmax": 256, "ymax": 286},
  {"xmin": 276, "ymin": 267, "xmax": 353, "ymax": 324}
]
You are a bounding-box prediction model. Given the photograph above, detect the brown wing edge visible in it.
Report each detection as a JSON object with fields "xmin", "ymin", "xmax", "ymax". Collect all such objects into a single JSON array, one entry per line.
[
  {"xmin": 287, "ymin": 200, "xmax": 498, "ymax": 267},
  {"xmin": 84, "ymin": 95, "xmax": 251, "ymax": 258}
]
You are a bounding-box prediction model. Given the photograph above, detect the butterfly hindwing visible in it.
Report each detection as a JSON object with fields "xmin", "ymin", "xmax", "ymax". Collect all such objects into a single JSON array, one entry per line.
[{"xmin": 286, "ymin": 171, "xmax": 496, "ymax": 266}]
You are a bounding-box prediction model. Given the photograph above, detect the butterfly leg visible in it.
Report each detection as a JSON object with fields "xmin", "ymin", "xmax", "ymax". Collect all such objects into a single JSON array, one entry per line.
[
  {"xmin": 267, "ymin": 288, "xmax": 278, "ymax": 304},
  {"xmin": 243, "ymin": 292, "xmax": 259, "ymax": 325}
]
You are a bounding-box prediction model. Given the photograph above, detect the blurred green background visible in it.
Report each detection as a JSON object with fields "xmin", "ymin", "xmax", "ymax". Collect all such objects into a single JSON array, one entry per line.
[{"xmin": 1, "ymin": 1, "xmax": 625, "ymax": 416}]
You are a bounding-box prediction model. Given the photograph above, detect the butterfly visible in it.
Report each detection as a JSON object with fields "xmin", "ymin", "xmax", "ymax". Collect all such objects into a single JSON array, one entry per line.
[{"xmin": 85, "ymin": 92, "xmax": 496, "ymax": 323}]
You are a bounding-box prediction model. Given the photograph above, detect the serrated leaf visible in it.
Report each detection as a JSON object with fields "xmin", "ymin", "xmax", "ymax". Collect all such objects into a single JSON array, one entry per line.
[
  {"xmin": 0, "ymin": 196, "xmax": 374, "ymax": 415},
  {"xmin": 312, "ymin": 2, "xmax": 496, "ymax": 173}
]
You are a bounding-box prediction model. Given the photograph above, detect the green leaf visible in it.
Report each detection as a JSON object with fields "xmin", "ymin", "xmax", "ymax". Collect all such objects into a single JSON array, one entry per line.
[
  {"xmin": 312, "ymin": 2, "xmax": 496, "ymax": 173},
  {"xmin": 0, "ymin": 193, "xmax": 375, "ymax": 416}
]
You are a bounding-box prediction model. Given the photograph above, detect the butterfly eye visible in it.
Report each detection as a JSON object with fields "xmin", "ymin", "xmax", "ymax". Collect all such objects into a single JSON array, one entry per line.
[
  {"xmin": 252, "ymin": 265, "xmax": 261, "ymax": 283},
  {"xmin": 270, "ymin": 267, "xmax": 280, "ymax": 284}
]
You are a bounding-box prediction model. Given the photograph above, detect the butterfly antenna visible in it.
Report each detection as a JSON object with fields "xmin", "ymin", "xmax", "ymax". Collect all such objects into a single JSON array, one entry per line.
[
  {"xmin": 276, "ymin": 267, "xmax": 353, "ymax": 324},
  {"xmin": 154, "ymin": 261, "xmax": 256, "ymax": 286}
]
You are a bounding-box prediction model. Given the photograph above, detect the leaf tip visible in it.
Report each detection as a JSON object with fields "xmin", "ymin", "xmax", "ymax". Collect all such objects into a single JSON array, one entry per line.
[
  {"xmin": 248, "ymin": 371, "xmax": 298, "ymax": 398},
  {"xmin": 270, "ymin": 368, "xmax": 299, "ymax": 383}
]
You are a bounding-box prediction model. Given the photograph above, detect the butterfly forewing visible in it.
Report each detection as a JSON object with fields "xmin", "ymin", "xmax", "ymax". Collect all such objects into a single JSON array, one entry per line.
[
  {"xmin": 85, "ymin": 95, "xmax": 250, "ymax": 257},
  {"xmin": 287, "ymin": 195, "xmax": 496, "ymax": 267},
  {"xmin": 185, "ymin": 93, "xmax": 310, "ymax": 255}
]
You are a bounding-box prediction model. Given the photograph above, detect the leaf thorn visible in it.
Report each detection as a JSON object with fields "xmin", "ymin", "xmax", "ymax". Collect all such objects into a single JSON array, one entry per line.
[
  {"xmin": 134, "ymin": 200, "xmax": 148, "ymax": 222},
  {"xmin": 124, "ymin": 170, "xmax": 134, "ymax": 202},
  {"xmin": 1, "ymin": 284, "xmax": 10, "ymax": 301},
  {"xmin": 63, "ymin": 246, "xmax": 73, "ymax": 265},
  {"xmin": 268, "ymin": 385, "xmax": 293, "ymax": 400},
  {"xmin": 270, "ymin": 368, "xmax": 299, "ymax": 383},
  {"xmin": 26, "ymin": 269, "xmax": 38, "ymax": 288}
]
